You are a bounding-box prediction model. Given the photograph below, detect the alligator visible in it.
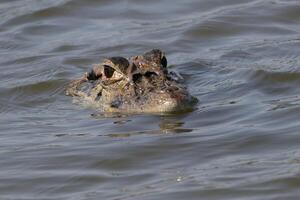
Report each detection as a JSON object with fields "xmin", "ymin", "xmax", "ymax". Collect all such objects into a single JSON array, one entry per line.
[{"xmin": 66, "ymin": 49, "xmax": 197, "ymax": 113}]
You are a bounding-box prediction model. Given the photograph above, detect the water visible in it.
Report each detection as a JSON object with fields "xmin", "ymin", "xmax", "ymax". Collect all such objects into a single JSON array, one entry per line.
[{"xmin": 1, "ymin": 0, "xmax": 300, "ymax": 199}]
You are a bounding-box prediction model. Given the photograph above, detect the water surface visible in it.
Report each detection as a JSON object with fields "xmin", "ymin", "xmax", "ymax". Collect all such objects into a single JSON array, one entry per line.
[{"xmin": 1, "ymin": 0, "xmax": 300, "ymax": 199}]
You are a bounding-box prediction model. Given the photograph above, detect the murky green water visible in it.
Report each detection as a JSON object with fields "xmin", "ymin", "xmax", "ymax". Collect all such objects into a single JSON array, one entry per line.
[{"xmin": 1, "ymin": 0, "xmax": 300, "ymax": 199}]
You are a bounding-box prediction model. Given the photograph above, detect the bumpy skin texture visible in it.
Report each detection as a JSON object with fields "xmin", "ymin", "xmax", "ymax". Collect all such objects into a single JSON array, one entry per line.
[{"xmin": 66, "ymin": 49, "xmax": 197, "ymax": 113}]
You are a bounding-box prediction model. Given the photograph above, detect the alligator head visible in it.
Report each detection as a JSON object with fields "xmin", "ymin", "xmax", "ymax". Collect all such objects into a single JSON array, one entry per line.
[{"xmin": 66, "ymin": 49, "xmax": 197, "ymax": 113}]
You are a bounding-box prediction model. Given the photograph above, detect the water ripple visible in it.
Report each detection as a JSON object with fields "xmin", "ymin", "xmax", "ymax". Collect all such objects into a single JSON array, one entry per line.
[{"xmin": 1, "ymin": 0, "xmax": 300, "ymax": 199}]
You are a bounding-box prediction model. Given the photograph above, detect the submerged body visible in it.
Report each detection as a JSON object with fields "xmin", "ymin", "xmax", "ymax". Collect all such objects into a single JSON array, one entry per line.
[{"xmin": 66, "ymin": 49, "xmax": 197, "ymax": 113}]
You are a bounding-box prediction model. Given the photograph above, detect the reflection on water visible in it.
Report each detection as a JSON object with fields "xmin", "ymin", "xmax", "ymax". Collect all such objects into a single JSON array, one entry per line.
[{"xmin": 1, "ymin": 0, "xmax": 300, "ymax": 199}]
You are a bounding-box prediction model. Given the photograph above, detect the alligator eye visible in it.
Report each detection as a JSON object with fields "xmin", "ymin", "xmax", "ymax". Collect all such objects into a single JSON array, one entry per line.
[
  {"xmin": 103, "ymin": 65, "xmax": 115, "ymax": 78},
  {"xmin": 145, "ymin": 71, "xmax": 158, "ymax": 77},
  {"xmin": 161, "ymin": 56, "xmax": 167, "ymax": 68},
  {"xmin": 132, "ymin": 73, "xmax": 142, "ymax": 83}
]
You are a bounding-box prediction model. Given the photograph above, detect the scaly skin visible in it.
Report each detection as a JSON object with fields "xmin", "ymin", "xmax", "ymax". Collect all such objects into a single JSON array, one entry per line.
[{"xmin": 66, "ymin": 49, "xmax": 197, "ymax": 113}]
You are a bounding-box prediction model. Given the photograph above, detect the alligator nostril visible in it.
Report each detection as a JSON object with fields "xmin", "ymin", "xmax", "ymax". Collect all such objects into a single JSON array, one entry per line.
[{"xmin": 111, "ymin": 99, "xmax": 122, "ymax": 108}]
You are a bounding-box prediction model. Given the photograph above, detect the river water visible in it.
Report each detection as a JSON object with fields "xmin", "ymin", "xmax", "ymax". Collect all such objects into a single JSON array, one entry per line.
[{"xmin": 1, "ymin": 0, "xmax": 300, "ymax": 199}]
